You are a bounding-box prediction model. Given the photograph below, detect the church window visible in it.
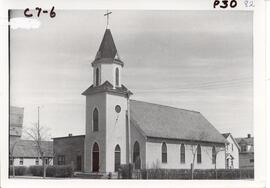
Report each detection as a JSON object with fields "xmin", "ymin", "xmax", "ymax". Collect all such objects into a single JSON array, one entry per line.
[
  {"xmin": 93, "ymin": 108, "xmax": 99, "ymax": 131},
  {"xmin": 162, "ymin": 142, "xmax": 167, "ymax": 163},
  {"xmin": 180, "ymin": 144, "xmax": 185, "ymax": 163},
  {"xmin": 114, "ymin": 145, "xmax": 121, "ymax": 172},
  {"xmin": 133, "ymin": 141, "xmax": 141, "ymax": 169},
  {"xmin": 115, "ymin": 68, "xmax": 119, "ymax": 86},
  {"xmin": 115, "ymin": 105, "xmax": 121, "ymax": 113},
  {"xmin": 95, "ymin": 68, "xmax": 100, "ymax": 86},
  {"xmin": 212, "ymin": 146, "xmax": 216, "ymax": 164},
  {"xmin": 197, "ymin": 144, "xmax": 202, "ymax": 163}
]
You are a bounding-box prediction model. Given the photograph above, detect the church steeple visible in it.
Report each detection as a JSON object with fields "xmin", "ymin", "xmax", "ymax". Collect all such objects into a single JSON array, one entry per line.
[
  {"xmin": 94, "ymin": 29, "xmax": 121, "ymax": 63},
  {"xmin": 82, "ymin": 11, "xmax": 132, "ymax": 97}
]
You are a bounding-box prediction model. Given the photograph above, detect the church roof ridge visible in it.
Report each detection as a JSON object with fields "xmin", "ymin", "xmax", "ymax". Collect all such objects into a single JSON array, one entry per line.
[
  {"xmin": 130, "ymin": 100, "xmax": 227, "ymax": 144},
  {"xmin": 129, "ymin": 99, "xmax": 200, "ymax": 114}
]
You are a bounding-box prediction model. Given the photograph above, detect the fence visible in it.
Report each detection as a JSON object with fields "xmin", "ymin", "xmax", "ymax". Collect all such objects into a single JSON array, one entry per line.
[{"xmin": 119, "ymin": 166, "xmax": 254, "ymax": 179}]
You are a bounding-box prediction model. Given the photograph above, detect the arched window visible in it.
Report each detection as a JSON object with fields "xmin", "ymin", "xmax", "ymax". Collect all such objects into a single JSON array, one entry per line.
[
  {"xmin": 115, "ymin": 145, "xmax": 121, "ymax": 171},
  {"xmin": 197, "ymin": 144, "xmax": 202, "ymax": 163},
  {"xmin": 115, "ymin": 68, "xmax": 119, "ymax": 86},
  {"xmin": 93, "ymin": 108, "xmax": 99, "ymax": 131},
  {"xmin": 92, "ymin": 142, "xmax": 99, "ymax": 172},
  {"xmin": 133, "ymin": 141, "xmax": 141, "ymax": 169},
  {"xmin": 162, "ymin": 142, "xmax": 167, "ymax": 163},
  {"xmin": 180, "ymin": 144, "xmax": 185, "ymax": 163},
  {"xmin": 212, "ymin": 146, "xmax": 216, "ymax": 164},
  {"xmin": 95, "ymin": 68, "xmax": 100, "ymax": 86}
]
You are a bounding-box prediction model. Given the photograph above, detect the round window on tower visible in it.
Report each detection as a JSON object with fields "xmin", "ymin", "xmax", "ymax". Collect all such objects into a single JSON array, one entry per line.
[{"xmin": 115, "ymin": 105, "xmax": 121, "ymax": 113}]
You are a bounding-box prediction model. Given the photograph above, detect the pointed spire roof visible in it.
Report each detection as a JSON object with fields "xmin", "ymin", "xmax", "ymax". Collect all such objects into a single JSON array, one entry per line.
[{"xmin": 92, "ymin": 29, "xmax": 123, "ymax": 67}]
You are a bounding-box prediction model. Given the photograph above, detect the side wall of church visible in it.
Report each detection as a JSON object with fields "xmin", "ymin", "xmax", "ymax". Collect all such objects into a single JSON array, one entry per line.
[
  {"xmin": 105, "ymin": 93, "xmax": 128, "ymax": 172},
  {"xmin": 146, "ymin": 139, "xmax": 226, "ymax": 169},
  {"xmin": 84, "ymin": 93, "xmax": 107, "ymax": 173},
  {"xmin": 130, "ymin": 123, "xmax": 146, "ymax": 169}
]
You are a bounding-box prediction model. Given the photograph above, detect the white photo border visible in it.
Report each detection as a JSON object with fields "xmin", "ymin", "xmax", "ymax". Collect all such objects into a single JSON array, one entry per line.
[{"xmin": 0, "ymin": 0, "xmax": 266, "ymax": 188}]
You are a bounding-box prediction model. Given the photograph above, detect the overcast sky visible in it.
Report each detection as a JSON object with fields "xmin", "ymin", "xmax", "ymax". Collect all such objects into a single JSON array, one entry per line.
[{"xmin": 10, "ymin": 10, "xmax": 253, "ymax": 139}]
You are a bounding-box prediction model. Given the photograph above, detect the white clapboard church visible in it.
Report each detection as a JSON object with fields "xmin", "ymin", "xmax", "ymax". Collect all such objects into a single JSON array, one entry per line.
[{"xmin": 80, "ymin": 15, "xmax": 227, "ymax": 173}]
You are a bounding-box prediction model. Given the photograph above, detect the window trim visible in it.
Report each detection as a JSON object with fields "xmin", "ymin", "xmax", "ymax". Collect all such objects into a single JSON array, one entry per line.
[
  {"xmin": 95, "ymin": 67, "xmax": 100, "ymax": 86},
  {"xmin": 180, "ymin": 144, "xmax": 185, "ymax": 164},
  {"xmin": 161, "ymin": 142, "xmax": 167, "ymax": 163},
  {"xmin": 197, "ymin": 144, "xmax": 202, "ymax": 164},
  {"xmin": 115, "ymin": 67, "xmax": 119, "ymax": 86},
  {"xmin": 212, "ymin": 146, "xmax": 216, "ymax": 164},
  {"xmin": 92, "ymin": 108, "xmax": 99, "ymax": 132}
]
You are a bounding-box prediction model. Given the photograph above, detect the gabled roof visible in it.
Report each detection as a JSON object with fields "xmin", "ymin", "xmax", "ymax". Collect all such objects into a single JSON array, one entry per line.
[
  {"xmin": 82, "ymin": 81, "xmax": 132, "ymax": 96},
  {"xmin": 10, "ymin": 139, "xmax": 53, "ymax": 158},
  {"xmin": 130, "ymin": 100, "xmax": 227, "ymax": 144},
  {"xmin": 92, "ymin": 29, "xmax": 124, "ymax": 67},
  {"xmin": 222, "ymin": 132, "xmax": 240, "ymax": 150},
  {"xmin": 222, "ymin": 133, "xmax": 230, "ymax": 139},
  {"xmin": 235, "ymin": 137, "xmax": 254, "ymax": 146}
]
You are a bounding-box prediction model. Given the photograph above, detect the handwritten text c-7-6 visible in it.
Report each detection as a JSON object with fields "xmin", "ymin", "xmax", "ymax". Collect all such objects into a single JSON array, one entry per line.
[{"xmin": 24, "ymin": 6, "xmax": 56, "ymax": 18}]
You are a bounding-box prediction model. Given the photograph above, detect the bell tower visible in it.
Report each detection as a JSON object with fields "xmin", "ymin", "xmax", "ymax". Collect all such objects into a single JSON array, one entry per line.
[
  {"xmin": 92, "ymin": 29, "xmax": 124, "ymax": 88},
  {"xmin": 82, "ymin": 12, "xmax": 132, "ymax": 173}
]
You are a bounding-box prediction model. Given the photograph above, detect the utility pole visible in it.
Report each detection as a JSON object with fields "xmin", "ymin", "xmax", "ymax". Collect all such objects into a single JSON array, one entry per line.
[{"xmin": 38, "ymin": 106, "xmax": 40, "ymax": 142}]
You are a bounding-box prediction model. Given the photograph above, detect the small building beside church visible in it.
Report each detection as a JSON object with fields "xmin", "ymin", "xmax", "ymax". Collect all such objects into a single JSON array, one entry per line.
[
  {"xmin": 236, "ymin": 134, "xmax": 254, "ymax": 169},
  {"xmin": 222, "ymin": 133, "xmax": 240, "ymax": 169},
  {"xmin": 54, "ymin": 27, "xmax": 228, "ymax": 174},
  {"xmin": 9, "ymin": 106, "xmax": 54, "ymax": 167}
]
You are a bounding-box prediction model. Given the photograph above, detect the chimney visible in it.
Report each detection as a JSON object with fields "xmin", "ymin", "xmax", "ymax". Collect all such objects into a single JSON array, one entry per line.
[
  {"xmin": 68, "ymin": 133, "xmax": 72, "ymax": 137},
  {"xmin": 247, "ymin": 134, "xmax": 251, "ymax": 138}
]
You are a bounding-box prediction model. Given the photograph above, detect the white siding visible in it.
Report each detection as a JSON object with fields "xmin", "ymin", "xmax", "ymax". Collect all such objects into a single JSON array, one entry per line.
[
  {"xmin": 84, "ymin": 93, "xmax": 107, "ymax": 173},
  {"xmin": 105, "ymin": 93, "xmax": 128, "ymax": 172},
  {"xmin": 13, "ymin": 158, "xmax": 53, "ymax": 167},
  {"xmin": 146, "ymin": 141, "xmax": 225, "ymax": 169},
  {"xmin": 225, "ymin": 135, "xmax": 239, "ymax": 169}
]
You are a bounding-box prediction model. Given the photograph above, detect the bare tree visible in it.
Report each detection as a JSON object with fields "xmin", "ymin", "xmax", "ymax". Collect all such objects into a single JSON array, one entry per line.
[
  {"xmin": 9, "ymin": 139, "xmax": 19, "ymax": 177},
  {"xmin": 188, "ymin": 131, "xmax": 209, "ymax": 179},
  {"xmin": 23, "ymin": 106, "xmax": 52, "ymax": 178},
  {"xmin": 203, "ymin": 145, "xmax": 225, "ymax": 179}
]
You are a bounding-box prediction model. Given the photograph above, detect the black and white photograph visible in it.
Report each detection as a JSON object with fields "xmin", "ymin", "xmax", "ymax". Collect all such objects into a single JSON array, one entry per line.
[{"xmin": 6, "ymin": 8, "xmax": 258, "ymax": 181}]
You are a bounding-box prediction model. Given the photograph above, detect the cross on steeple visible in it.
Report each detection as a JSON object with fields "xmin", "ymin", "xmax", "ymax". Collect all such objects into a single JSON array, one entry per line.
[{"xmin": 104, "ymin": 10, "xmax": 112, "ymax": 28}]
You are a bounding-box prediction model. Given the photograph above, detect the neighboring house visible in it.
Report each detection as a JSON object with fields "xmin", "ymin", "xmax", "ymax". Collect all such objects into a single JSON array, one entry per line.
[
  {"xmin": 236, "ymin": 134, "xmax": 254, "ymax": 169},
  {"xmin": 54, "ymin": 27, "xmax": 228, "ymax": 174},
  {"xmin": 53, "ymin": 134, "xmax": 85, "ymax": 171},
  {"xmin": 10, "ymin": 106, "xmax": 24, "ymax": 141},
  {"xmin": 9, "ymin": 106, "xmax": 54, "ymax": 167},
  {"xmin": 9, "ymin": 139, "xmax": 54, "ymax": 166},
  {"xmin": 222, "ymin": 133, "xmax": 240, "ymax": 169}
]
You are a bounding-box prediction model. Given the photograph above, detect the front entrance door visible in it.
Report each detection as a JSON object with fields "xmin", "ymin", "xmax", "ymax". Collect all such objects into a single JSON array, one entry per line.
[
  {"xmin": 92, "ymin": 143, "xmax": 99, "ymax": 172},
  {"xmin": 114, "ymin": 145, "xmax": 121, "ymax": 172}
]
